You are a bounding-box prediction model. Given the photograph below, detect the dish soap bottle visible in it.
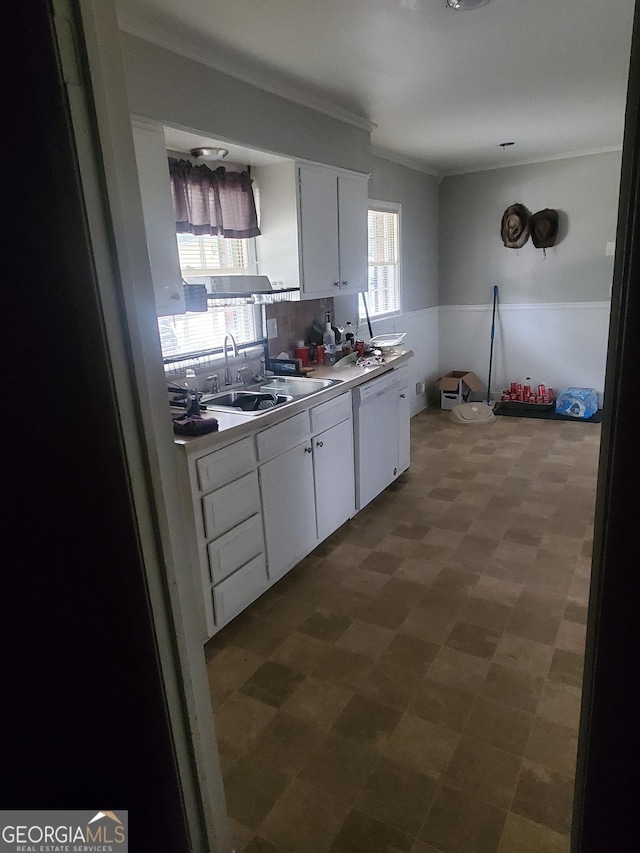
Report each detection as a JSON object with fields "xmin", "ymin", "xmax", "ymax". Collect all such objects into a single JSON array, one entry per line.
[
  {"xmin": 323, "ymin": 312, "xmax": 336, "ymax": 365},
  {"xmin": 184, "ymin": 368, "xmax": 201, "ymax": 417}
]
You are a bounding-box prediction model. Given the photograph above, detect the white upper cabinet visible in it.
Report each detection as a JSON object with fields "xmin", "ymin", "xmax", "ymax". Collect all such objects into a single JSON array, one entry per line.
[
  {"xmin": 254, "ymin": 161, "xmax": 368, "ymax": 299},
  {"xmin": 336, "ymin": 172, "xmax": 369, "ymax": 293},
  {"xmin": 131, "ymin": 120, "xmax": 185, "ymax": 316},
  {"xmin": 297, "ymin": 165, "xmax": 341, "ymax": 297}
]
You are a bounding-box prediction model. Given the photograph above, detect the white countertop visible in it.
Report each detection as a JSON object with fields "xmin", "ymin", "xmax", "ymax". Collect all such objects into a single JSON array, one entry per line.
[{"xmin": 173, "ymin": 349, "xmax": 414, "ymax": 455}]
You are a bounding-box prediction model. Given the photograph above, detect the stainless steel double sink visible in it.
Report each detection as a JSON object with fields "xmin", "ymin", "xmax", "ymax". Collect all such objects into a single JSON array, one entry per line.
[{"xmin": 200, "ymin": 376, "xmax": 343, "ymax": 416}]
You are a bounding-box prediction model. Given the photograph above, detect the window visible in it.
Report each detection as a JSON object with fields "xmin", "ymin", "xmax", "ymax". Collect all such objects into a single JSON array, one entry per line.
[
  {"xmin": 176, "ymin": 233, "xmax": 253, "ymax": 277},
  {"xmin": 157, "ymin": 233, "xmax": 261, "ymax": 360},
  {"xmin": 362, "ymin": 203, "xmax": 401, "ymax": 319}
]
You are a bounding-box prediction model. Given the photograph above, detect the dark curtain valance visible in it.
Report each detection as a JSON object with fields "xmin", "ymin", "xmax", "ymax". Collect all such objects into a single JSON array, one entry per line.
[{"xmin": 168, "ymin": 158, "xmax": 261, "ymax": 238}]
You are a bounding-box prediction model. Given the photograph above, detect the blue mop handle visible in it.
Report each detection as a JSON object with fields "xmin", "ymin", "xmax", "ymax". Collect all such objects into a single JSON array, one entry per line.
[{"xmin": 487, "ymin": 285, "xmax": 498, "ymax": 405}]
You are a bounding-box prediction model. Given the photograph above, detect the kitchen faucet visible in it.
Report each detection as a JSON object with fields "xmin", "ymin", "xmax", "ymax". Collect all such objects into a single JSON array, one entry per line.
[
  {"xmin": 223, "ymin": 332, "xmax": 239, "ymax": 385},
  {"xmin": 250, "ymin": 356, "xmax": 267, "ymax": 383}
]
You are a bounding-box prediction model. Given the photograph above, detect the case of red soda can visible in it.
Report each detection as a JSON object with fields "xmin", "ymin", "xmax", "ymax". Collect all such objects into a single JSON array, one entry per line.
[{"xmin": 501, "ymin": 382, "xmax": 555, "ymax": 405}]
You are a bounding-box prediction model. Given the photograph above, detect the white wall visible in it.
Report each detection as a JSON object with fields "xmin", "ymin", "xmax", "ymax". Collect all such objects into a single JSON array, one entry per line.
[
  {"xmin": 437, "ymin": 152, "xmax": 621, "ymax": 403},
  {"xmin": 367, "ymin": 156, "xmax": 439, "ymax": 312},
  {"xmin": 120, "ymin": 32, "xmax": 371, "ymax": 174},
  {"xmin": 334, "ymin": 155, "xmax": 440, "ymax": 413},
  {"xmin": 437, "ymin": 301, "xmax": 611, "ymax": 405}
]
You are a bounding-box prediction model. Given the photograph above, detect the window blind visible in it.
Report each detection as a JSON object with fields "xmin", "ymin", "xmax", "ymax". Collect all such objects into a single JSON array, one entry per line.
[
  {"xmin": 176, "ymin": 233, "xmax": 248, "ymax": 276},
  {"xmin": 157, "ymin": 233, "xmax": 260, "ymax": 359},
  {"xmin": 158, "ymin": 307, "xmax": 257, "ymax": 359},
  {"xmin": 363, "ymin": 207, "xmax": 400, "ymax": 318}
]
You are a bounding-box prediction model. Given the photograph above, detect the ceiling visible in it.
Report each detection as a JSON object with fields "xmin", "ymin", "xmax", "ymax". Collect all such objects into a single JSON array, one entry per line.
[{"xmin": 117, "ymin": 0, "xmax": 636, "ymax": 176}]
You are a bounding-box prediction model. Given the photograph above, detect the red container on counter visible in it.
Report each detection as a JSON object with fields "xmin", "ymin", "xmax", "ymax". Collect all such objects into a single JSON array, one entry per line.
[
  {"xmin": 315, "ymin": 345, "xmax": 325, "ymax": 364},
  {"xmin": 295, "ymin": 346, "xmax": 310, "ymax": 366}
]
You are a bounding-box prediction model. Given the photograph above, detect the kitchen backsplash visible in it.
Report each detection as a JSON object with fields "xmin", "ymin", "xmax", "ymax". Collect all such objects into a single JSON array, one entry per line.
[{"xmin": 265, "ymin": 297, "xmax": 334, "ymax": 358}]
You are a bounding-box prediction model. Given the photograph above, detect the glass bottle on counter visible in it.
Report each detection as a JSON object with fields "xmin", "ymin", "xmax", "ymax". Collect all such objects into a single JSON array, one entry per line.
[
  {"xmin": 184, "ymin": 368, "xmax": 201, "ymax": 416},
  {"xmin": 322, "ymin": 312, "xmax": 336, "ymax": 364}
]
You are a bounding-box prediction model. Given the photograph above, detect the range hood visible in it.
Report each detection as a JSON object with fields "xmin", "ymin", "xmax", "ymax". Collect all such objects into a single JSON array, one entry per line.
[
  {"xmin": 206, "ymin": 275, "xmax": 299, "ymax": 300},
  {"xmin": 181, "ymin": 274, "xmax": 300, "ymax": 309}
]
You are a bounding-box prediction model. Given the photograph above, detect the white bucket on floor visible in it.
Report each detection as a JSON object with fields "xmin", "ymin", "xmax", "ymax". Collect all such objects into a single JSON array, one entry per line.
[{"xmin": 449, "ymin": 402, "xmax": 495, "ymax": 425}]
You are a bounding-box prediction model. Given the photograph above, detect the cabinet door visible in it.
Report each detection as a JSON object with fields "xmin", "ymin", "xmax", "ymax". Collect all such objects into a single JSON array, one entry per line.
[
  {"xmin": 259, "ymin": 441, "xmax": 317, "ymax": 581},
  {"xmin": 337, "ymin": 173, "xmax": 368, "ymax": 293},
  {"xmin": 313, "ymin": 418, "xmax": 355, "ymax": 541},
  {"xmin": 297, "ymin": 165, "xmax": 340, "ymax": 298},
  {"xmin": 131, "ymin": 121, "xmax": 185, "ymax": 316},
  {"xmin": 398, "ymin": 386, "xmax": 411, "ymax": 474}
]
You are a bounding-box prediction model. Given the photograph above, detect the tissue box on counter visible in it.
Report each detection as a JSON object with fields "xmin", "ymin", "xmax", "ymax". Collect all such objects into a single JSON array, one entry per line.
[{"xmin": 555, "ymin": 387, "xmax": 599, "ymax": 419}]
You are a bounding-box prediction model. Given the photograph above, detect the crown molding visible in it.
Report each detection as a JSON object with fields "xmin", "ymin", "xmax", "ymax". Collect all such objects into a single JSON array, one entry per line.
[
  {"xmin": 370, "ymin": 146, "xmax": 441, "ymax": 178},
  {"xmin": 118, "ymin": 14, "xmax": 376, "ymax": 133},
  {"xmin": 442, "ymin": 145, "xmax": 623, "ymax": 178}
]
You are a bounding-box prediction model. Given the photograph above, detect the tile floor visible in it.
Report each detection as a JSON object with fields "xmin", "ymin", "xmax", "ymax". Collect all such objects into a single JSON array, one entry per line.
[{"xmin": 205, "ymin": 408, "xmax": 599, "ymax": 853}]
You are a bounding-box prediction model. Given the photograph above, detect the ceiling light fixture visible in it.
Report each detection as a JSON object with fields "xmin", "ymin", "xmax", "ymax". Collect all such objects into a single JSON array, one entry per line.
[
  {"xmin": 446, "ymin": 0, "xmax": 492, "ymax": 10},
  {"xmin": 190, "ymin": 147, "xmax": 229, "ymax": 161}
]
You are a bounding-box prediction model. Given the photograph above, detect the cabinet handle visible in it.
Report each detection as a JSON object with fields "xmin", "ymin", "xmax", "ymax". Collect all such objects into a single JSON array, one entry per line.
[
  {"xmin": 316, "ymin": 440, "xmax": 324, "ymax": 448},
  {"xmin": 342, "ymin": 280, "xmax": 349, "ymax": 287},
  {"xmin": 334, "ymin": 281, "xmax": 340, "ymax": 288},
  {"xmin": 394, "ymin": 467, "xmax": 398, "ymax": 476},
  {"xmin": 400, "ymin": 393, "xmax": 406, "ymax": 398},
  {"xmin": 305, "ymin": 446, "xmax": 313, "ymax": 453}
]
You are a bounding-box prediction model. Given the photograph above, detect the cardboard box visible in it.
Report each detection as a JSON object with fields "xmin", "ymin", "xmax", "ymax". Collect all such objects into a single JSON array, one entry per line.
[{"xmin": 437, "ymin": 371, "xmax": 485, "ymax": 410}]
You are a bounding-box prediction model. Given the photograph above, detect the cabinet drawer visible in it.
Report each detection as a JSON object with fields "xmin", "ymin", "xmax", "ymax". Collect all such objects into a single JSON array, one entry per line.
[
  {"xmin": 202, "ymin": 471, "xmax": 261, "ymax": 540},
  {"xmin": 196, "ymin": 436, "xmax": 256, "ymax": 492},
  {"xmin": 256, "ymin": 411, "xmax": 310, "ymax": 462},
  {"xmin": 212, "ymin": 554, "xmax": 268, "ymax": 628},
  {"xmin": 310, "ymin": 390, "xmax": 352, "ymax": 435},
  {"xmin": 207, "ymin": 513, "xmax": 264, "ymax": 584}
]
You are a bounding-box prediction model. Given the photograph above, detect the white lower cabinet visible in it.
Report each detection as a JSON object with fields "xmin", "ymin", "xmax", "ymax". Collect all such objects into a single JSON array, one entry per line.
[
  {"xmin": 311, "ymin": 393, "xmax": 355, "ymax": 540},
  {"xmin": 313, "ymin": 418, "xmax": 355, "ymax": 541},
  {"xmin": 178, "ymin": 375, "xmax": 408, "ymax": 638},
  {"xmin": 259, "ymin": 441, "xmax": 317, "ymax": 582},
  {"xmin": 183, "ymin": 436, "xmax": 268, "ymax": 638},
  {"xmin": 258, "ymin": 391, "xmax": 355, "ymax": 583}
]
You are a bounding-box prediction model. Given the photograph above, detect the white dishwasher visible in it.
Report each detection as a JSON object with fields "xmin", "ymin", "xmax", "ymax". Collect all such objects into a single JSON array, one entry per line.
[{"xmin": 353, "ymin": 371, "xmax": 400, "ymax": 510}]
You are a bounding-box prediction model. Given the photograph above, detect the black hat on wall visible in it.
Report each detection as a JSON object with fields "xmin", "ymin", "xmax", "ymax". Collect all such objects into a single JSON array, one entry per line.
[
  {"xmin": 501, "ymin": 203, "xmax": 531, "ymax": 249},
  {"xmin": 530, "ymin": 208, "xmax": 559, "ymax": 248}
]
